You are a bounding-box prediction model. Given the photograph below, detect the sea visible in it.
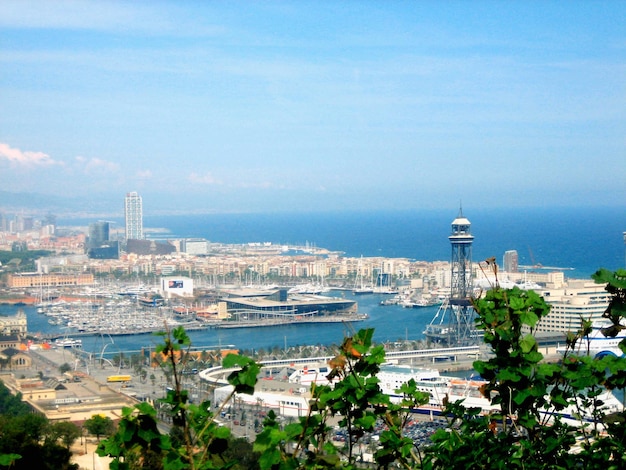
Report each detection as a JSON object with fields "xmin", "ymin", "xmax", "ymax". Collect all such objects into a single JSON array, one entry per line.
[{"xmin": 2, "ymin": 206, "xmax": 625, "ymax": 356}]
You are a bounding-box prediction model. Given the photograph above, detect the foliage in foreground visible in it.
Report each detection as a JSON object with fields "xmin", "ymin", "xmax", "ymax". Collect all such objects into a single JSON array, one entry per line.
[
  {"xmin": 0, "ymin": 381, "xmax": 81, "ymax": 470},
  {"xmin": 421, "ymin": 264, "xmax": 626, "ymax": 470},
  {"xmin": 95, "ymin": 266, "xmax": 626, "ymax": 469}
]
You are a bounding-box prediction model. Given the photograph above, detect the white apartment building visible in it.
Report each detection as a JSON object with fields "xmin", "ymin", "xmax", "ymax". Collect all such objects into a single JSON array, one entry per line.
[
  {"xmin": 538, "ymin": 280, "xmax": 610, "ymax": 334},
  {"xmin": 182, "ymin": 238, "xmax": 209, "ymax": 255}
]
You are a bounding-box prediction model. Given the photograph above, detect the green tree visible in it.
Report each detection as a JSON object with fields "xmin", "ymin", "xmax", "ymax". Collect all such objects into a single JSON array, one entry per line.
[
  {"xmin": 0, "ymin": 413, "xmax": 77, "ymax": 470},
  {"xmin": 84, "ymin": 415, "xmax": 115, "ymax": 441},
  {"xmin": 221, "ymin": 437, "xmax": 260, "ymax": 470},
  {"xmin": 47, "ymin": 421, "xmax": 81, "ymax": 449},
  {"xmin": 0, "ymin": 380, "xmax": 30, "ymax": 416},
  {"xmin": 254, "ymin": 328, "xmax": 429, "ymax": 469},
  {"xmin": 58, "ymin": 362, "xmax": 72, "ymax": 374}
]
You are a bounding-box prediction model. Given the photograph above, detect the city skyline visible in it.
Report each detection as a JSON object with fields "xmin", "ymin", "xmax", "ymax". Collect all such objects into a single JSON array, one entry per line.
[{"xmin": 0, "ymin": 1, "xmax": 625, "ymax": 215}]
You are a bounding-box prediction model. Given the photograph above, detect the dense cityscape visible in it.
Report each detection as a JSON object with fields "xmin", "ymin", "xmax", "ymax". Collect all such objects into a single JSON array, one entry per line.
[
  {"xmin": 1, "ymin": 189, "xmax": 623, "ymax": 468},
  {"xmin": 1, "ymin": 2, "xmax": 624, "ymax": 467},
  {"xmin": 1, "ymin": 191, "xmax": 613, "ymax": 340}
]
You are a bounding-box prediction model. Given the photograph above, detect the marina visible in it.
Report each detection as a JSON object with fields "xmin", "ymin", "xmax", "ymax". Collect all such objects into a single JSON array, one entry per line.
[
  {"xmin": 12, "ymin": 283, "xmax": 370, "ymax": 341},
  {"xmin": 36, "ymin": 296, "xmax": 204, "ymax": 338},
  {"xmin": 1, "ymin": 292, "xmax": 440, "ymax": 355}
]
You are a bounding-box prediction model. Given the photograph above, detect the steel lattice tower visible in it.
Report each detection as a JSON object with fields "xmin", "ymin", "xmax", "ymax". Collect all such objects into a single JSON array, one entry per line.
[{"xmin": 425, "ymin": 208, "xmax": 477, "ymax": 345}]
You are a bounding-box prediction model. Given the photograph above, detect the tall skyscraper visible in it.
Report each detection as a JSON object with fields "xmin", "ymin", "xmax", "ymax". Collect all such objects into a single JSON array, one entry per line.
[
  {"xmin": 88, "ymin": 221, "xmax": 110, "ymax": 248},
  {"xmin": 503, "ymin": 250, "xmax": 519, "ymax": 273},
  {"xmin": 124, "ymin": 192, "xmax": 144, "ymax": 240}
]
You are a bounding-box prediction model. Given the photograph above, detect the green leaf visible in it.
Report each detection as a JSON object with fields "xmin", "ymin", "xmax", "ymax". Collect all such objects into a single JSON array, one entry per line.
[
  {"xmin": 316, "ymin": 453, "xmax": 341, "ymax": 466},
  {"xmin": 520, "ymin": 334, "xmax": 537, "ymax": 354},
  {"xmin": 525, "ymin": 351, "xmax": 544, "ymax": 364},
  {"xmin": 284, "ymin": 422, "xmax": 304, "ymax": 440},
  {"xmin": 223, "ymin": 354, "xmax": 261, "ymax": 395},
  {"xmin": 520, "ymin": 310, "xmax": 540, "ymax": 328},
  {"xmin": 509, "ymin": 295, "xmax": 525, "ymax": 311},
  {"xmin": 214, "ymin": 426, "xmax": 231, "ymax": 439},
  {"xmin": 498, "ymin": 368, "xmax": 521, "ymax": 382},
  {"xmin": 258, "ymin": 448, "xmax": 281, "ymax": 469},
  {"xmin": 222, "ymin": 353, "xmax": 254, "ymax": 369},
  {"xmin": 135, "ymin": 401, "xmax": 157, "ymax": 417},
  {"xmin": 0, "ymin": 454, "xmax": 21, "ymax": 466},
  {"xmin": 355, "ymin": 414, "xmax": 376, "ymax": 430},
  {"xmin": 170, "ymin": 326, "xmax": 191, "ymax": 345}
]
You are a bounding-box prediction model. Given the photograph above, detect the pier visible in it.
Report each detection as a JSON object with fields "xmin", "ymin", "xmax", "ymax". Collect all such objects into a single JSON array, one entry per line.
[{"xmin": 36, "ymin": 322, "xmax": 209, "ymax": 341}]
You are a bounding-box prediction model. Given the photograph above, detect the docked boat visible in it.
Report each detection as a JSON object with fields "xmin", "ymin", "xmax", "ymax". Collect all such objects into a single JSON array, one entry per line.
[
  {"xmin": 401, "ymin": 298, "xmax": 440, "ymax": 308},
  {"xmin": 353, "ymin": 287, "xmax": 374, "ymax": 295},
  {"xmin": 443, "ymin": 377, "xmax": 622, "ymax": 428},
  {"xmin": 352, "ymin": 256, "xmax": 374, "ymax": 295},
  {"xmin": 377, "ymin": 365, "xmax": 450, "ymax": 407},
  {"xmin": 287, "ymin": 363, "xmax": 622, "ymax": 427},
  {"xmin": 54, "ymin": 338, "xmax": 83, "ymax": 348},
  {"xmin": 288, "ymin": 364, "xmax": 450, "ymax": 408},
  {"xmin": 557, "ymin": 320, "xmax": 626, "ymax": 358}
]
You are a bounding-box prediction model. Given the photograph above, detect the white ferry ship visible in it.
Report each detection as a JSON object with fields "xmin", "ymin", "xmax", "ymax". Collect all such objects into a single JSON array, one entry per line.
[
  {"xmin": 210, "ymin": 360, "xmax": 623, "ymax": 424},
  {"xmin": 558, "ymin": 320, "xmax": 626, "ymax": 358},
  {"xmin": 288, "ymin": 364, "xmax": 450, "ymax": 407},
  {"xmin": 54, "ymin": 338, "xmax": 83, "ymax": 348},
  {"xmin": 286, "ymin": 363, "xmax": 622, "ymax": 426}
]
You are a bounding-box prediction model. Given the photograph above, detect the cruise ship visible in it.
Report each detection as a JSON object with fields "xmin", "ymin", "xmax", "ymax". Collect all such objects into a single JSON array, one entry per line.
[
  {"xmin": 211, "ymin": 363, "xmax": 622, "ymax": 425},
  {"xmin": 558, "ymin": 320, "xmax": 626, "ymax": 358}
]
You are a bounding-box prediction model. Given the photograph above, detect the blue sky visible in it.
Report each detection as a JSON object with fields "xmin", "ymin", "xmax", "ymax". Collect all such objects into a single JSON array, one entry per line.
[{"xmin": 0, "ymin": 1, "xmax": 624, "ymax": 214}]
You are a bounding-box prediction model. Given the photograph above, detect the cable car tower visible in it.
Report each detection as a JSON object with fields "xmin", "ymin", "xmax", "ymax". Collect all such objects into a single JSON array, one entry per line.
[{"xmin": 424, "ymin": 208, "xmax": 478, "ymax": 345}]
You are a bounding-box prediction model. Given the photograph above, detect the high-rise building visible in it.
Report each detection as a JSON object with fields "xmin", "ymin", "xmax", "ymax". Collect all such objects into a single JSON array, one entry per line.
[
  {"xmin": 88, "ymin": 221, "xmax": 110, "ymax": 249},
  {"xmin": 503, "ymin": 250, "xmax": 519, "ymax": 273},
  {"xmin": 124, "ymin": 192, "xmax": 144, "ymax": 240}
]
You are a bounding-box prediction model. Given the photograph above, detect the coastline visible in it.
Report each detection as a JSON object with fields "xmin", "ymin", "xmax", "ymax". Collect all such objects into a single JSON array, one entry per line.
[{"xmin": 55, "ymin": 207, "xmax": 626, "ymax": 278}]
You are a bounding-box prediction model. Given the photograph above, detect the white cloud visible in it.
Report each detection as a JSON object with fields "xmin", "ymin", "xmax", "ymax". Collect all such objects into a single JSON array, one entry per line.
[
  {"xmin": 136, "ymin": 170, "xmax": 153, "ymax": 179},
  {"xmin": 74, "ymin": 156, "xmax": 120, "ymax": 173},
  {"xmin": 0, "ymin": 0, "xmax": 220, "ymax": 37},
  {"xmin": 188, "ymin": 172, "xmax": 221, "ymax": 185},
  {"xmin": 0, "ymin": 142, "xmax": 61, "ymax": 166}
]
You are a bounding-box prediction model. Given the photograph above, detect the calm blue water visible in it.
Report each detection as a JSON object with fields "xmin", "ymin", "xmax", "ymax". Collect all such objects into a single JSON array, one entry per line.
[
  {"xmin": 0, "ymin": 295, "xmax": 436, "ymax": 355},
  {"xmin": 17, "ymin": 206, "xmax": 625, "ymax": 353}
]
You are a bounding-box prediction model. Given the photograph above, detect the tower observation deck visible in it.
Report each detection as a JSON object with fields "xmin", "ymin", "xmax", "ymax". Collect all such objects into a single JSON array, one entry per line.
[{"xmin": 424, "ymin": 209, "xmax": 480, "ymax": 345}]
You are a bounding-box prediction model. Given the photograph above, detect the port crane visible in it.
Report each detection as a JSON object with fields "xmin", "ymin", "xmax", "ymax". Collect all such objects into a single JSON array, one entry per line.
[{"xmin": 518, "ymin": 246, "xmax": 574, "ymax": 271}]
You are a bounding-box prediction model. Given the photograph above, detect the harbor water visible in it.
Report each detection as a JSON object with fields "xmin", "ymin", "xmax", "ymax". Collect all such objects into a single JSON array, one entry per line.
[
  {"xmin": 0, "ymin": 292, "xmax": 438, "ymax": 355},
  {"xmin": 8, "ymin": 205, "xmax": 626, "ymax": 355}
]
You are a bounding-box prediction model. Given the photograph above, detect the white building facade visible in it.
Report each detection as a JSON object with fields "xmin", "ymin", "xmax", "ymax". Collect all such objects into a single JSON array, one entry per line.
[
  {"xmin": 538, "ymin": 281, "xmax": 610, "ymax": 334},
  {"xmin": 182, "ymin": 239, "xmax": 209, "ymax": 255},
  {"xmin": 160, "ymin": 276, "xmax": 194, "ymax": 298},
  {"xmin": 124, "ymin": 191, "xmax": 144, "ymax": 240}
]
